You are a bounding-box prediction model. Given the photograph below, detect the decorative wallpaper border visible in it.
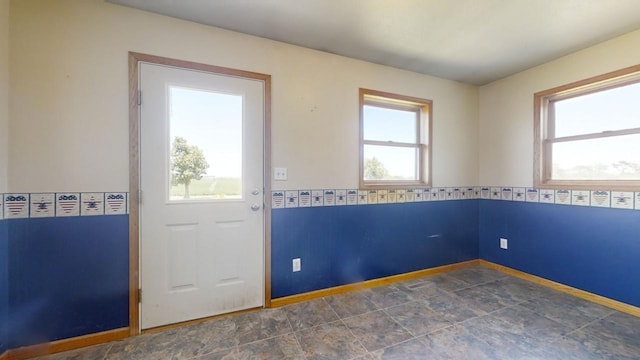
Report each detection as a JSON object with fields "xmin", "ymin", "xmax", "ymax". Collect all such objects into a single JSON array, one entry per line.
[
  {"xmin": 1, "ymin": 192, "xmax": 128, "ymax": 219},
  {"xmin": 272, "ymin": 187, "xmax": 640, "ymax": 211},
  {"xmin": 272, "ymin": 188, "xmax": 482, "ymax": 209},
  {"xmin": 2, "ymin": 188, "xmax": 638, "ymax": 219},
  {"xmin": 479, "ymin": 187, "xmax": 640, "ymax": 211}
]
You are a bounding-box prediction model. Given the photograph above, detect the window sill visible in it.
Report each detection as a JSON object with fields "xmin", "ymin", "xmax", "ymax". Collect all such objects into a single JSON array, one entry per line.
[
  {"xmin": 360, "ymin": 182, "xmax": 429, "ymax": 190},
  {"xmin": 534, "ymin": 180, "xmax": 640, "ymax": 191}
]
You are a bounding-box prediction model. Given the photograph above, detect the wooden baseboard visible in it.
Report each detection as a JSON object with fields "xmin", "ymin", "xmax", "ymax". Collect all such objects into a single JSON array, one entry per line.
[
  {"xmin": 7, "ymin": 327, "xmax": 129, "ymax": 360},
  {"xmin": 270, "ymin": 259, "xmax": 480, "ymax": 307},
  {"xmin": 479, "ymin": 260, "xmax": 640, "ymax": 318}
]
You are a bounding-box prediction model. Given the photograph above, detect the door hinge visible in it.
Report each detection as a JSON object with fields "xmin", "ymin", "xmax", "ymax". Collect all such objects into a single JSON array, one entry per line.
[
  {"xmin": 138, "ymin": 189, "xmax": 143, "ymax": 205},
  {"xmin": 137, "ymin": 90, "xmax": 142, "ymax": 106},
  {"xmin": 138, "ymin": 288, "xmax": 142, "ymax": 303}
]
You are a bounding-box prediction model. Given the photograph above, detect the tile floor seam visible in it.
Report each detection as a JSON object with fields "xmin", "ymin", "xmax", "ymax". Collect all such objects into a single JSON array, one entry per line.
[
  {"xmin": 506, "ymin": 298, "xmax": 532, "ymax": 309},
  {"xmin": 482, "ymin": 302, "xmax": 518, "ymax": 317},
  {"xmin": 487, "ymin": 307, "xmax": 572, "ymax": 346},
  {"xmin": 293, "ymin": 331, "xmax": 309, "ymax": 360},
  {"xmin": 423, "ymin": 295, "xmax": 487, "ymax": 325},
  {"xmin": 371, "ymin": 335, "xmax": 423, "ymax": 357},
  {"xmin": 599, "ymin": 310, "xmax": 619, "ymax": 322},
  {"xmin": 566, "ymin": 315, "xmax": 609, "ymax": 337},
  {"xmin": 185, "ymin": 345, "xmax": 234, "ymax": 360},
  {"xmin": 532, "ymin": 309, "xmax": 593, "ymax": 334},
  {"xmin": 453, "ymin": 283, "xmax": 476, "ymax": 292},
  {"xmin": 516, "ymin": 303, "xmax": 571, "ymax": 327},
  {"xmin": 337, "ymin": 307, "xmax": 382, "ymax": 322},
  {"xmin": 281, "ymin": 308, "xmax": 298, "ymax": 338},
  {"xmin": 458, "ymin": 309, "xmax": 515, "ymax": 335},
  {"xmin": 380, "ymin": 305, "xmax": 421, "ymax": 338},
  {"xmin": 384, "ymin": 298, "xmax": 417, "ymax": 311},
  {"xmin": 338, "ymin": 316, "xmax": 370, "ymax": 357},
  {"xmin": 323, "ymin": 297, "xmax": 342, "ymax": 321},
  {"xmin": 278, "ymin": 327, "xmax": 308, "ymax": 360},
  {"xmin": 292, "ymin": 317, "xmax": 340, "ymax": 333},
  {"xmin": 456, "ymin": 321, "xmax": 501, "ymax": 351},
  {"xmin": 237, "ymin": 330, "xmax": 296, "ymax": 347},
  {"xmin": 461, "ymin": 279, "xmax": 497, "ymax": 288},
  {"xmin": 365, "ymin": 286, "xmax": 414, "ymax": 309},
  {"xmin": 101, "ymin": 344, "xmax": 113, "ymax": 360},
  {"xmin": 290, "ymin": 328, "xmax": 305, "ymax": 358},
  {"xmin": 281, "ymin": 305, "xmax": 298, "ymax": 334},
  {"xmin": 425, "ymin": 322, "xmax": 457, "ymax": 337}
]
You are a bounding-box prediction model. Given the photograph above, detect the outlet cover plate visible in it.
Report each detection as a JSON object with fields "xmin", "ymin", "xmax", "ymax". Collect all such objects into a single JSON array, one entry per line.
[
  {"xmin": 274, "ymin": 167, "xmax": 288, "ymax": 180},
  {"xmin": 500, "ymin": 238, "xmax": 508, "ymax": 249}
]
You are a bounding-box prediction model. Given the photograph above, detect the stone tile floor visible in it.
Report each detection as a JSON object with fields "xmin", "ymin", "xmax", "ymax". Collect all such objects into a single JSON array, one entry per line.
[{"xmin": 36, "ymin": 266, "xmax": 640, "ymax": 359}]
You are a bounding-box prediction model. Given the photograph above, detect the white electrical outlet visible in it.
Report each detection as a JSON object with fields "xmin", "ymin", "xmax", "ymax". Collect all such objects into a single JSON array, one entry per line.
[
  {"xmin": 500, "ymin": 238, "xmax": 508, "ymax": 249},
  {"xmin": 274, "ymin": 167, "xmax": 288, "ymax": 180},
  {"xmin": 292, "ymin": 258, "xmax": 301, "ymax": 272}
]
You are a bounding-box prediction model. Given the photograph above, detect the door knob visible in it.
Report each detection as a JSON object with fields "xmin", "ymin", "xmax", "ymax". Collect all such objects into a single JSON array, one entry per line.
[{"xmin": 251, "ymin": 203, "xmax": 261, "ymax": 211}]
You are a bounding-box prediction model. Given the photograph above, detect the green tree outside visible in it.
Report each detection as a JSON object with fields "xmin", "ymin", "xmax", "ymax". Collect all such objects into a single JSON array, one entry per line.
[
  {"xmin": 171, "ymin": 136, "xmax": 210, "ymax": 199},
  {"xmin": 364, "ymin": 157, "xmax": 390, "ymax": 180}
]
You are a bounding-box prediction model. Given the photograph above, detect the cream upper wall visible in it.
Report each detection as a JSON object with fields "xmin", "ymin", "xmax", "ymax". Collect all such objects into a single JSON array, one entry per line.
[
  {"xmin": 0, "ymin": 0, "xmax": 8, "ymax": 193},
  {"xmin": 478, "ymin": 29, "xmax": 640, "ymax": 187},
  {"xmin": 8, "ymin": 0, "xmax": 478, "ymax": 192}
]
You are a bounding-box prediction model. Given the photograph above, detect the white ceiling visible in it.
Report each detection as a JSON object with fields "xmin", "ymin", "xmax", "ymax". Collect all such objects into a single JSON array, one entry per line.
[{"xmin": 108, "ymin": 0, "xmax": 640, "ymax": 85}]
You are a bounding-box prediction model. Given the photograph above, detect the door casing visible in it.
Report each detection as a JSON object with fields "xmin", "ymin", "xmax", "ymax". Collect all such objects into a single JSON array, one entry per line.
[{"xmin": 128, "ymin": 52, "xmax": 272, "ymax": 335}]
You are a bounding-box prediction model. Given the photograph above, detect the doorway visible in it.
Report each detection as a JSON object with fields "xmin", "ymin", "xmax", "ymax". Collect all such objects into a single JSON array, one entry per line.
[{"xmin": 129, "ymin": 53, "xmax": 272, "ymax": 332}]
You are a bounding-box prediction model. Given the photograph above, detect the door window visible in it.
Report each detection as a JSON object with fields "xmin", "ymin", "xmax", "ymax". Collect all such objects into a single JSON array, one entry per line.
[{"xmin": 168, "ymin": 86, "xmax": 243, "ymax": 201}]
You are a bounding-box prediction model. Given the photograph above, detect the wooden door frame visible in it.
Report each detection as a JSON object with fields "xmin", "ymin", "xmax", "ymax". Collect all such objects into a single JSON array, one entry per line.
[{"xmin": 128, "ymin": 52, "xmax": 272, "ymax": 335}]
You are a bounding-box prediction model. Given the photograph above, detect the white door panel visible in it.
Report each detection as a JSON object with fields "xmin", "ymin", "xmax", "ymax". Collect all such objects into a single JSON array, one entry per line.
[{"xmin": 139, "ymin": 63, "xmax": 264, "ymax": 329}]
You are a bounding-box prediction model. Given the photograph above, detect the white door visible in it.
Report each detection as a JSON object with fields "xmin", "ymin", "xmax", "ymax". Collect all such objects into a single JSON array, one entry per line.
[{"xmin": 139, "ymin": 62, "xmax": 265, "ymax": 329}]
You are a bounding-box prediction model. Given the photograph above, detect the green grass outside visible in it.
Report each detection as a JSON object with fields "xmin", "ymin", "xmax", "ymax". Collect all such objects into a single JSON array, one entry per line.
[{"xmin": 170, "ymin": 176, "xmax": 241, "ymax": 200}]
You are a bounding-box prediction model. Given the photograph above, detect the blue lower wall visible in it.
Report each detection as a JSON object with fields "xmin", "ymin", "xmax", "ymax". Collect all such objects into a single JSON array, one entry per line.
[
  {"xmin": 7, "ymin": 216, "xmax": 129, "ymax": 348},
  {"xmin": 4, "ymin": 197, "xmax": 639, "ymax": 350},
  {"xmin": 4, "ymin": 200, "xmax": 479, "ymax": 348},
  {"xmin": 0, "ymin": 220, "xmax": 8, "ymax": 354},
  {"xmin": 272, "ymin": 201, "xmax": 479, "ymax": 298},
  {"xmin": 479, "ymin": 200, "xmax": 640, "ymax": 307}
]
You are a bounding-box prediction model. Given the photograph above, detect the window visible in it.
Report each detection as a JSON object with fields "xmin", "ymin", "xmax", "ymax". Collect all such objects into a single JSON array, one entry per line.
[
  {"xmin": 534, "ymin": 65, "xmax": 640, "ymax": 190},
  {"xmin": 169, "ymin": 86, "xmax": 243, "ymax": 201},
  {"xmin": 359, "ymin": 88, "xmax": 432, "ymax": 189}
]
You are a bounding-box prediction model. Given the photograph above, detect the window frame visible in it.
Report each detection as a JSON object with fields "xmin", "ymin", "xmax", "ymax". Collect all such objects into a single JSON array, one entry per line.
[
  {"xmin": 534, "ymin": 64, "xmax": 640, "ymax": 191},
  {"xmin": 359, "ymin": 88, "xmax": 432, "ymax": 189}
]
